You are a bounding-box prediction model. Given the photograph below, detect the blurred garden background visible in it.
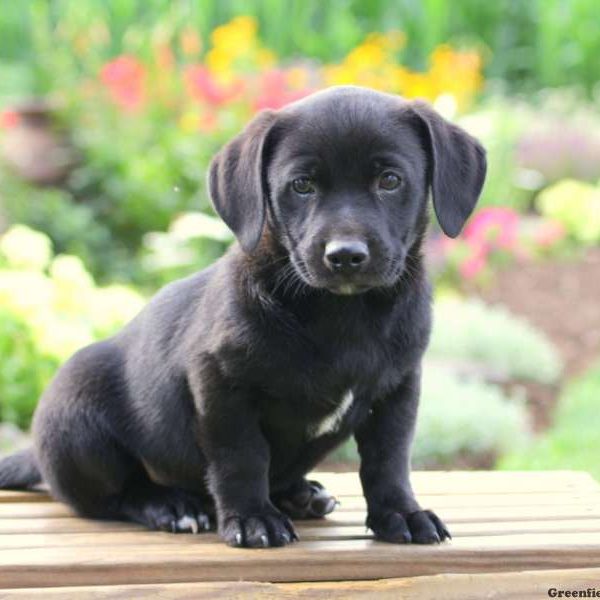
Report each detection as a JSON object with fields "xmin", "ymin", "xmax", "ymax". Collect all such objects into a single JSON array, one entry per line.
[{"xmin": 0, "ymin": 0, "xmax": 599, "ymax": 478}]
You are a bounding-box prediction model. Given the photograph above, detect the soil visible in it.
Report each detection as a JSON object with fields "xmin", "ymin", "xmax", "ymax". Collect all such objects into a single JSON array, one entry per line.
[
  {"xmin": 478, "ymin": 248, "xmax": 600, "ymax": 379},
  {"xmin": 470, "ymin": 247, "xmax": 600, "ymax": 434}
]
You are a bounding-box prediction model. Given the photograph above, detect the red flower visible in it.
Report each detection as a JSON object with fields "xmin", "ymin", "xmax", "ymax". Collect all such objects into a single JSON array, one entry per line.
[
  {"xmin": 100, "ymin": 55, "xmax": 146, "ymax": 111},
  {"xmin": 253, "ymin": 69, "xmax": 311, "ymax": 111},
  {"xmin": 184, "ymin": 65, "xmax": 244, "ymax": 107}
]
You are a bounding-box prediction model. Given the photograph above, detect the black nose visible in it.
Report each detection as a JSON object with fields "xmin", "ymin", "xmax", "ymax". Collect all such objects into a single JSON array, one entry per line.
[{"xmin": 323, "ymin": 240, "xmax": 370, "ymax": 273}]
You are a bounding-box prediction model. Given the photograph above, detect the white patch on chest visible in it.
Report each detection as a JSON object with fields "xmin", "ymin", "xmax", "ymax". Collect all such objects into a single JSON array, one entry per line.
[{"xmin": 308, "ymin": 389, "xmax": 354, "ymax": 439}]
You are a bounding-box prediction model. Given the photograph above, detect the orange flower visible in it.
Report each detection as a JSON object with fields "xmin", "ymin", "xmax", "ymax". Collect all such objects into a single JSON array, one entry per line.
[{"xmin": 180, "ymin": 27, "xmax": 202, "ymax": 56}]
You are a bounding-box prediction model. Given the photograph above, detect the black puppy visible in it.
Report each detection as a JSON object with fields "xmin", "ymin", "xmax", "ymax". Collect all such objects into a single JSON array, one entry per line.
[{"xmin": 0, "ymin": 86, "xmax": 485, "ymax": 548}]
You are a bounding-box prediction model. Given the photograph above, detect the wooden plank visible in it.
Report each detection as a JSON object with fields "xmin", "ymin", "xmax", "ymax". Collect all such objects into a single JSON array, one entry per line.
[
  {"xmin": 1, "ymin": 528, "xmax": 600, "ymax": 551},
  {"xmin": 333, "ymin": 492, "xmax": 600, "ymax": 509},
  {"xmin": 2, "ymin": 516, "xmax": 600, "ymax": 540},
  {"xmin": 2, "ymin": 498, "xmax": 600, "ymax": 522},
  {"xmin": 2, "ymin": 568, "xmax": 600, "ymax": 599},
  {"xmin": 2, "ymin": 515, "xmax": 600, "ymax": 539},
  {"xmin": 4, "ymin": 490, "xmax": 600, "ymax": 510},
  {"xmin": 0, "ymin": 491, "xmax": 51, "ymax": 503},
  {"xmin": 314, "ymin": 471, "xmax": 600, "ymax": 495},
  {"xmin": 1, "ymin": 471, "xmax": 596, "ymax": 507},
  {"xmin": 1, "ymin": 534, "xmax": 600, "ymax": 588},
  {"xmin": 0, "ymin": 518, "xmax": 141, "ymax": 535},
  {"xmin": 306, "ymin": 503, "xmax": 600, "ymax": 524}
]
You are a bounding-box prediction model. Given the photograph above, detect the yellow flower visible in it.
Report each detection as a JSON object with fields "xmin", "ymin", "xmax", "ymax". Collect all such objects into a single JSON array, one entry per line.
[
  {"xmin": 210, "ymin": 16, "xmax": 257, "ymax": 54},
  {"xmin": 321, "ymin": 31, "xmax": 482, "ymax": 112}
]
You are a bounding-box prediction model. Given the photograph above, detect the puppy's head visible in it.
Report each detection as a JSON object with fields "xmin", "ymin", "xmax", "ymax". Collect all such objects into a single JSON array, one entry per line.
[{"xmin": 209, "ymin": 86, "xmax": 486, "ymax": 295}]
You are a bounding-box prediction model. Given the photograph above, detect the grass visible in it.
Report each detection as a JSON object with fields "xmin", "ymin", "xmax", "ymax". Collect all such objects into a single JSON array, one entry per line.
[{"xmin": 499, "ymin": 362, "xmax": 600, "ymax": 481}]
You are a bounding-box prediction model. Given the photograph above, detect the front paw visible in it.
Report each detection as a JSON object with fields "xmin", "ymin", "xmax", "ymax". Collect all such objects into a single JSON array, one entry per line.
[
  {"xmin": 221, "ymin": 508, "xmax": 299, "ymax": 548},
  {"xmin": 367, "ymin": 509, "xmax": 450, "ymax": 544}
]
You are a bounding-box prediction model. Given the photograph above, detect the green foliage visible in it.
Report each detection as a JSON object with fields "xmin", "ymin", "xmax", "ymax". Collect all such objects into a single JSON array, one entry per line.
[
  {"xmin": 2, "ymin": 0, "xmax": 600, "ymax": 98},
  {"xmin": 499, "ymin": 364, "xmax": 600, "ymax": 480},
  {"xmin": 0, "ymin": 175, "xmax": 131, "ymax": 283},
  {"xmin": 429, "ymin": 296, "xmax": 562, "ymax": 384},
  {"xmin": 0, "ymin": 225, "xmax": 145, "ymax": 427},
  {"xmin": 0, "ymin": 308, "xmax": 58, "ymax": 428}
]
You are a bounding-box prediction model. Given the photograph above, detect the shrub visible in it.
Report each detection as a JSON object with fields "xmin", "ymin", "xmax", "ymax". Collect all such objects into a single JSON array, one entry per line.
[
  {"xmin": 429, "ymin": 296, "xmax": 562, "ymax": 384},
  {"xmin": 499, "ymin": 364, "xmax": 600, "ymax": 480},
  {"xmin": 413, "ymin": 366, "xmax": 529, "ymax": 468},
  {"xmin": 0, "ymin": 225, "xmax": 145, "ymax": 427}
]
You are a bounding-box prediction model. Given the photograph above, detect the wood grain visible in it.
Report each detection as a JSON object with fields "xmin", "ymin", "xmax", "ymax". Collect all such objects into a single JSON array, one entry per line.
[
  {"xmin": 0, "ymin": 568, "xmax": 599, "ymax": 598},
  {"xmin": 0, "ymin": 471, "xmax": 598, "ymax": 591}
]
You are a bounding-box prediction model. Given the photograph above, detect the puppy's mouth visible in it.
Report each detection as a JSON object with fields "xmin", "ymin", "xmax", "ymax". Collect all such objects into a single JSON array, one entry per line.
[
  {"xmin": 289, "ymin": 253, "xmax": 404, "ymax": 296},
  {"xmin": 326, "ymin": 283, "xmax": 372, "ymax": 296}
]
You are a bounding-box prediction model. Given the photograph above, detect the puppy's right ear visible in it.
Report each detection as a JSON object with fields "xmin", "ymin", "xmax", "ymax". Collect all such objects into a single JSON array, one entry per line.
[{"xmin": 208, "ymin": 110, "xmax": 278, "ymax": 253}]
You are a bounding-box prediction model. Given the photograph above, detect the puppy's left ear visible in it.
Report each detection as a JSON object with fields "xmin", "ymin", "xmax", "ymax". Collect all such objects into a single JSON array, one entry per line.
[
  {"xmin": 208, "ymin": 110, "xmax": 278, "ymax": 253},
  {"xmin": 409, "ymin": 101, "xmax": 487, "ymax": 238}
]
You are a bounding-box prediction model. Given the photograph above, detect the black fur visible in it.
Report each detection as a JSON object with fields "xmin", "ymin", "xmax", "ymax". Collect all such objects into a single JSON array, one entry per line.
[{"xmin": 0, "ymin": 86, "xmax": 485, "ymax": 547}]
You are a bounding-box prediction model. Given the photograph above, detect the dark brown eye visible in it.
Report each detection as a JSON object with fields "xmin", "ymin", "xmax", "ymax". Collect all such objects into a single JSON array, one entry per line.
[
  {"xmin": 292, "ymin": 177, "xmax": 315, "ymax": 195},
  {"xmin": 378, "ymin": 172, "xmax": 402, "ymax": 191}
]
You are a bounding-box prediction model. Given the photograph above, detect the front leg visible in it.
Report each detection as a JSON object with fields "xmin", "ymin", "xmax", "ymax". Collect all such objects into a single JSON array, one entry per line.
[
  {"xmin": 354, "ymin": 367, "xmax": 450, "ymax": 544},
  {"xmin": 195, "ymin": 376, "xmax": 297, "ymax": 548}
]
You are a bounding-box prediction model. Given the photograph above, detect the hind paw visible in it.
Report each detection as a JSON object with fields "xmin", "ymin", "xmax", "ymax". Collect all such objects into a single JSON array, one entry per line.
[
  {"xmin": 122, "ymin": 486, "xmax": 213, "ymax": 533},
  {"xmin": 274, "ymin": 479, "xmax": 339, "ymax": 519}
]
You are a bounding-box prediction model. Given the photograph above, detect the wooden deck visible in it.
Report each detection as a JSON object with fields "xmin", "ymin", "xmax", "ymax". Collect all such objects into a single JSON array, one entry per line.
[{"xmin": 0, "ymin": 471, "xmax": 599, "ymax": 598}]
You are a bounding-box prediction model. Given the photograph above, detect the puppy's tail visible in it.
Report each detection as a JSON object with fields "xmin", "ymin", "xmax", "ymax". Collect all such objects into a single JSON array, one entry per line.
[{"xmin": 0, "ymin": 448, "xmax": 42, "ymax": 489}]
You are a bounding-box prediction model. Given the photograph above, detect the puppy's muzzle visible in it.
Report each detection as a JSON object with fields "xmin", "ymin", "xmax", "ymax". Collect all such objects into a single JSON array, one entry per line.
[{"xmin": 323, "ymin": 240, "xmax": 370, "ymax": 275}]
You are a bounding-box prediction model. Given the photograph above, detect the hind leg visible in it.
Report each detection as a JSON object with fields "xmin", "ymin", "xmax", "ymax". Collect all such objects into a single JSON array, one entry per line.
[
  {"xmin": 272, "ymin": 478, "xmax": 339, "ymax": 519},
  {"xmin": 33, "ymin": 342, "xmax": 213, "ymax": 533},
  {"xmin": 37, "ymin": 415, "xmax": 214, "ymax": 533}
]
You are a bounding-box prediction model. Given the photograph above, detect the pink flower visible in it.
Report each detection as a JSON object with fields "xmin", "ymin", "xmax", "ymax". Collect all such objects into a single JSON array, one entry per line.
[
  {"xmin": 184, "ymin": 66, "xmax": 244, "ymax": 106},
  {"xmin": 459, "ymin": 247, "xmax": 487, "ymax": 279},
  {"xmin": 253, "ymin": 69, "xmax": 311, "ymax": 111},
  {"xmin": 463, "ymin": 207, "xmax": 520, "ymax": 252},
  {"xmin": 0, "ymin": 109, "xmax": 19, "ymax": 128},
  {"xmin": 100, "ymin": 55, "xmax": 146, "ymax": 111}
]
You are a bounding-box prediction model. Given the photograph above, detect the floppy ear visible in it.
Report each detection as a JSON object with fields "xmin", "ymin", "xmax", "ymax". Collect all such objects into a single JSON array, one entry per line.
[
  {"xmin": 208, "ymin": 110, "xmax": 277, "ymax": 253},
  {"xmin": 409, "ymin": 101, "xmax": 487, "ymax": 238}
]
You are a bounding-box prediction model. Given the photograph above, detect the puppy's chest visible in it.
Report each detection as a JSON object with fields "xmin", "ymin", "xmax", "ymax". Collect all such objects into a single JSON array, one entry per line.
[{"xmin": 306, "ymin": 388, "xmax": 356, "ymax": 438}]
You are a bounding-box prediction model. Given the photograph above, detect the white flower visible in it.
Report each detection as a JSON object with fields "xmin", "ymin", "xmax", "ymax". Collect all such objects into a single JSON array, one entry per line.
[{"xmin": 0, "ymin": 225, "xmax": 52, "ymax": 271}]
